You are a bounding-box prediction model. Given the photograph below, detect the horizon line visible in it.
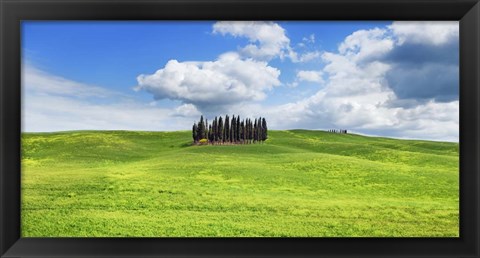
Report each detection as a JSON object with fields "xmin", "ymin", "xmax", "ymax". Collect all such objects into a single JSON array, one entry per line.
[{"xmin": 21, "ymin": 129, "xmax": 459, "ymax": 144}]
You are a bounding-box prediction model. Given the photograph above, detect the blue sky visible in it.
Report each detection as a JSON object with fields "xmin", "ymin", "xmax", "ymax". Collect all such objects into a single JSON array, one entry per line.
[{"xmin": 22, "ymin": 21, "xmax": 459, "ymax": 142}]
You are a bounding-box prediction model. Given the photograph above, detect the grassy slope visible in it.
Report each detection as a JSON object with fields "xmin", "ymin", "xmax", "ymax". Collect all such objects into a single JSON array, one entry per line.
[{"xmin": 21, "ymin": 130, "xmax": 459, "ymax": 237}]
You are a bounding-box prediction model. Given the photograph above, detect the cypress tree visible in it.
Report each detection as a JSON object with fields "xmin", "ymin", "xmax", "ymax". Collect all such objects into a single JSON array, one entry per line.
[
  {"xmin": 218, "ymin": 116, "xmax": 224, "ymax": 144},
  {"xmin": 205, "ymin": 119, "xmax": 208, "ymax": 140},
  {"xmin": 245, "ymin": 119, "xmax": 249, "ymax": 143},
  {"xmin": 262, "ymin": 117, "xmax": 267, "ymax": 141},
  {"xmin": 231, "ymin": 115, "xmax": 235, "ymax": 143},
  {"xmin": 254, "ymin": 118, "xmax": 257, "ymax": 142},
  {"xmin": 241, "ymin": 121, "xmax": 245, "ymax": 143},
  {"xmin": 259, "ymin": 117, "xmax": 263, "ymax": 142},
  {"xmin": 235, "ymin": 116, "xmax": 239, "ymax": 142},
  {"xmin": 199, "ymin": 115, "xmax": 205, "ymax": 140},
  {"xmin": 212, "ymin": 117, "xmax": 216, "ymax": 143},
  {"xmin": 250, "ymin": 120, "xmax": 254, "ymax": 143},
  {"xmin": 236, "ymin": 115, "xmax": 241, "ymax": 142},
  {"xmin": 208, "ymin": 124, "xmax": 213, "ymax": 143},
  {"xmin": 196, "ymin": 123, "xmax": 201, "ymax": 141},
  {"xmin": 224, "ymin": 115, "xmax": 229, "ymax": 143},
  {"xmin": 192, "ymin": 123, "xmax": 198, "ymax": 143},
  {"xmin": 251, "ymin": 119, "xmax": 254, "ymax": 143}
]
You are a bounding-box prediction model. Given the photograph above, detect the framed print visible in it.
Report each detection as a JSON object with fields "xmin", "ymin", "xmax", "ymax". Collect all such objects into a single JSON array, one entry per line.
[{"xmin": 1, "ymin": 0, "xmax": 479, "ymax": 257}]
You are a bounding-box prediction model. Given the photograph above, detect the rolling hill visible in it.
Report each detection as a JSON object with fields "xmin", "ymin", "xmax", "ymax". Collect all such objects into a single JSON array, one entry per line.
[{"xmin": 21, "ymin": 130, "xmax": 459, "ymax": 237}]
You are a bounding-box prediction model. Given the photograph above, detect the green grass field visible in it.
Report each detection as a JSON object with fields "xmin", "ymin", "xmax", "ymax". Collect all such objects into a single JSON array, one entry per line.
[{"xmin": 21, "ymin": 130, "xmax": 459, "ymax": 237}]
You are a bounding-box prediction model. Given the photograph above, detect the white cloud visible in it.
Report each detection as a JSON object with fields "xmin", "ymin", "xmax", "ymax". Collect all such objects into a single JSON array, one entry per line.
[
  {"xmin": 23, "ymin": 93, "xmax": 176, "ymax": 132},
  {"xmin": 287, "ymin": 69, "xmax": 324, "ymax": 88},
  {"xmin": 22, "ymin": 65, "xmax": 195, "ymax": 132},
  {"xmin": 213, "ymin": 21, "xmax": 294, "ymax": 61},
  {"xmin": 23, "ymin": 65, "xmax": 117, "ymax": 98},
  {"xmin": 254, "ymin": 24, "xmax": 459, "ymax": 142},
  {"xmin": 26, "ymin": 21, "xmax": 458, "ymax": 142},
  {"xmin": 134, "ymin": 21, "xmax": 458, "ymax": 141},
  {"xmin": 135, "ymin": 52, "xmax": 281, "ymax": 110},
  {"xmin": 338, "ymin": 28, "xmax": 395, "ymax": 63},
  {"xmin": 389, "ymin": 21, "xmax": 458, "ymax": 46},
  {"xmin": 212, "ymin": 21, "xmax": 318, "ymax": 63},
  {"xmin": 302, "ymin": 34, "xmax": 315, "ymax": 44},
  {"xmin": 294, "ymin": 51, "xmax": 321, "ymax": 63},
  {"xmin": 171, "ymin": 103, "xmax": 201, "ymax": 117},
  {"xmin": 296, "ymin": 70, "xmax": 324, "ymax": 83}
]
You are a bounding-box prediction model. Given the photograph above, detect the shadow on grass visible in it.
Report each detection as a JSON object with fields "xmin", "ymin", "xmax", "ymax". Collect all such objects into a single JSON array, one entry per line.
[{"xmin": 180, "ymin": 142, "xmax": 194, "ymax": 148}]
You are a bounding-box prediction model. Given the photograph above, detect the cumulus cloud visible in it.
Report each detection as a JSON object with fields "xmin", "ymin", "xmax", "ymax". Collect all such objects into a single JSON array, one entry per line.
[
  {"xmin": 296, "ymin": 70, "xmax": 324, "ymax": 83},
  {"xmin": 212, "ymin": 21, "xmax": 318, "ymax": 63},
  {"xmin": 137, "ymin": 21, "xmax": 321, "ymax": 114},
  {"xmin": 389, "ymin": 21, "xmax": 459, "ymax": 46},
  {"xmin": 132, "ymin": 21, "xmax": 458, "ymax": 142},
  {"xmin": 24, "ymin": 21, "xmax": 459, "ymax": 139},
  {"xmin": 135, "ymin": 52, "xmax": 281, "ymax": 111},
  {"xmin": 213, "ymin": 21, "xmax": 294, "ymax": 61},
  {"xmin": 382, "ymin": 22, "xmax": 459, "ymax": 102},
  {"xmin": 338, "ymin": 28, "xmax": 395, "ymax": 63},
  {"xmin": 385, "ymin": 62, "xmax": 458, "ymax": 102},
  {"xmin": 293, "ymin": 51, "xmax": 321, "ymax": 63},
  {"xmin": 171, "ymin": 103, "xmax": 201, "ymax": 117},
  {"xmin": 255, "ymin": 22, "xmax": 459, "ymax": 142}
]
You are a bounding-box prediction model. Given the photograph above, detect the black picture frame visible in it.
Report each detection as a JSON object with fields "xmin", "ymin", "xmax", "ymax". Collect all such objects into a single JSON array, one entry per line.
[{"xmin": 1, "ymin": 0, "xmax": 479, "ymax": 257}]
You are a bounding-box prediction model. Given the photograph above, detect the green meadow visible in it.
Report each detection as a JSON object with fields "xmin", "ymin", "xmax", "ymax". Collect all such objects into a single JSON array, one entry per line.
[{"xmin": 21, "ymin": 130, "xmax": 459, "ymax": 237}]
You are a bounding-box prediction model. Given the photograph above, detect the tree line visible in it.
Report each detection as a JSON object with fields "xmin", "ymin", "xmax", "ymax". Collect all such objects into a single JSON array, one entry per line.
[
  {"xmin": 192, "ymin": 115, "xmax": 267, "ymax": 144},
  {"xmin": 329, "ymin": 129, "xmax": 348, "ymax": 134}
]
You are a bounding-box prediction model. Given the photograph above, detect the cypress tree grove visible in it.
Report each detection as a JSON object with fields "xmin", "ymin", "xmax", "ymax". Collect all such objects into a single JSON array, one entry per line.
[{"xmin": 192, "ymin": 115, "xmax": 268, "ymax": 145}]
